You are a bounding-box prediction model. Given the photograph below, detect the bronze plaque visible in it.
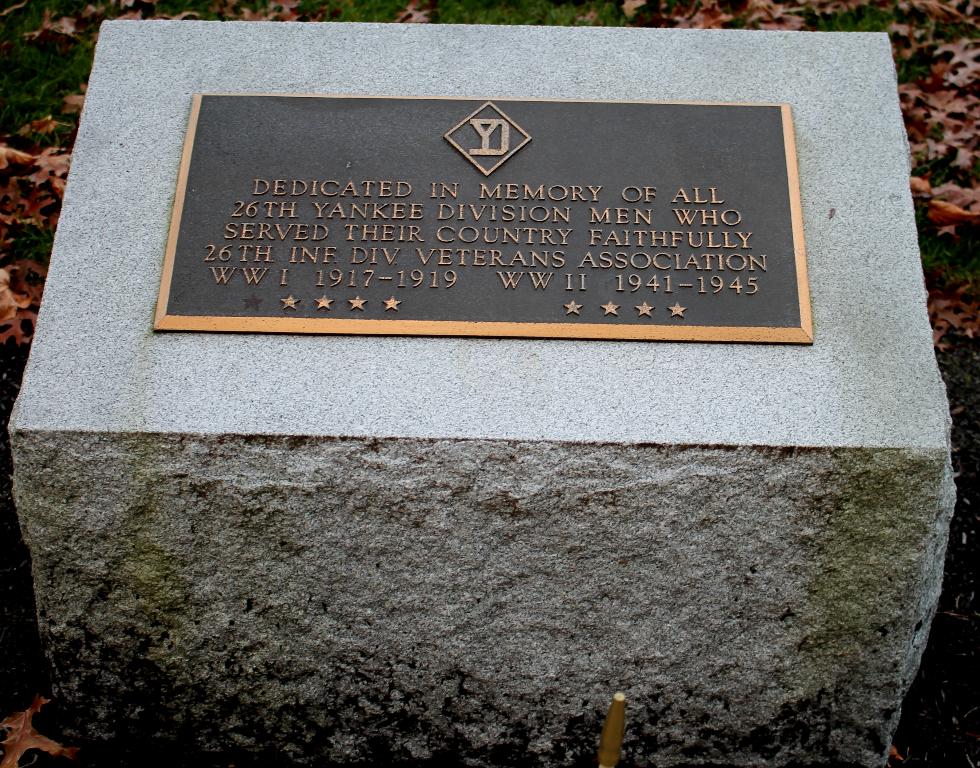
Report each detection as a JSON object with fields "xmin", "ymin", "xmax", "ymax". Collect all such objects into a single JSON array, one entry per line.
[{"xmin": 155, "ymin": 95, "xmax": 812, "ymax": 343}]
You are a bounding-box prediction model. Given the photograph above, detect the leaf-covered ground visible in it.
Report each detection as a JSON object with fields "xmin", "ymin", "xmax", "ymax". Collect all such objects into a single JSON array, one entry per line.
[
  {"xmin": 0, "ymin": 0, "xmax": 977, "ymax": 766},
  {"xmin": 0, "ymin": 0, "xmax": 977, "ymax": 343}
]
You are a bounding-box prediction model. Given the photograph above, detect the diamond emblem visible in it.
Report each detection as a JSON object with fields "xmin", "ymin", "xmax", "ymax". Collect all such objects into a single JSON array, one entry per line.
[{"xmin": 444, "ymin": 101, "xmax": 531, "ymax": 176}]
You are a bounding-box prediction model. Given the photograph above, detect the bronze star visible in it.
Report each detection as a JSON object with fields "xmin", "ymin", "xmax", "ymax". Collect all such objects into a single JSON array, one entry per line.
[
  {"xmin": 348, "ymin": 296, "xmax": 367, "ymax": 311},
  {"xmin": 281, "ymin": 295, "xmax": 299, "ymax": 310},
  {"xmin": 669, "ymin": 302, "xmax": 686, "ymax": 318},
  {"xmin": 635, "ymin": 302, "xmax": 654, "ymax": 317},
  {"xmin": 383, "ymin": 296, "xmax": 401, "ymax": 312},
  {"xmin": 601, "ymin": 301, "xmax": 619, "ymax": 316},
  {"xmin": 315, "ymin": 296, "xmax": 333, "ymax": 310},
  {"xmin": 564, "ymin": 301, "xmax": 582, "ymax": 315}
]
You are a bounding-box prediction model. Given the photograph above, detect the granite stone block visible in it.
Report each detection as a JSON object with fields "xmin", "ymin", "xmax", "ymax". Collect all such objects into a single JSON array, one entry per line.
[{"xmin": 11, "ymin": 21, "xmax": 953, "ymax": 767}]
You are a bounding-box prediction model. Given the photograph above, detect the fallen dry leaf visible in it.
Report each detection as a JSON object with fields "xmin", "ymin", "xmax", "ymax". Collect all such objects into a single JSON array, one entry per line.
[
  {"xmin": 936, "ymin": 40, "xmax": 980, "ymax": 89},
  {"xmin": 81, "ymin": 3, "xmax": 106, "ymax": 19},
  {"xmin": 910, "ymin": 176, "xmax": 932, "ymax": 196},
  {"xmin": 209, "ymin": 0, "xmax": 239, "ymax": 17},
  {"xmin": 622, "ymin": 0, "xmax": 646, "ymax": 20},
  {"xmin": 61, "ymin": 85, "xmax": 87, "ymax": 114},
  {"xmin": 396, "ymin": 0, "xmax": 429, "ymax": 22},
  {"xmin": 807, "ymin": 0, "xmax": 869, "ymax": 12},
  {"xmin": 14, "ymin": 187, "xmax": 59, "ymax": 226},
  {"xmin": 928, "ymin": 199, "xmax": 980, "ymax": 227},
  {"xmin": 17, "ymin": 116, "xmax": 63, "ymax": 137},
  {"xmin": 744, "ymin": 0, "xmax": 806, "ymax": 30},
  {"xmin": 0, "ymin": 261, "xmax": 46, "ymax": 346},
  {"xmin": 675, "ymin": 0, "xmax": 734, "ymax": 28},
  {"xmin": 899, "ymin": 0, "xmax": 975, "ymax": 24},
  {"xmin": 239, "ymin": 6, "xmax": 274, "ymax": 19},
  {"xmin": 0, "ymin": 696, "xmax": 78, "ymax": 768},
  {"xmin": 0, "ymin": 268, "xmax": 32, "ymax": 325},
  {"xmin": 23, "ymin": 9, "xmax": 78, "ymax": 42},
  {"xmin": 0, "ymin": 0, "xmax": 28, "ymax": 17},
  {"xmin": 157, "ymin": 10, "xmax": 200, "ymax": 19},
  {"xmin": 28, "ymin": 148, "xmax": 71, "ymax": 188},
  {"xmin": 270, "ymin": 0, "xmax": 300, "ymax": 21},
  {"xmin": 932, "ymin": 182, "xmax": 980, "ymax": 211},
  {"xmin": 0, "ymin": 145, "xmax": 35, "ymax": 170},
  {"xmin": 929, "ymin": 285, "xmax": 980, "ymax": 349},
  {"xmin": 899, "ymin": 75, "xmax": 978, "ymax": 180}
]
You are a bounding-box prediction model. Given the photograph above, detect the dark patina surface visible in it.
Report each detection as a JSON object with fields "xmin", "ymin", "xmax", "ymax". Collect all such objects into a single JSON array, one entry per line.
[{"xmin": 156, "ymin": 95, "xmax": 809, "ymax": 341}]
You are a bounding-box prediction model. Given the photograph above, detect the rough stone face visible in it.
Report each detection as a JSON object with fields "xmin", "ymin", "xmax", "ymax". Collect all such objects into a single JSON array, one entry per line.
[
  {"xmin": 11, "ymin": 21, "xmax": 953, "ymax": 768},
  {"xmin": 13, "ymin": 434, "xmax": 954, "ymax": 766}
]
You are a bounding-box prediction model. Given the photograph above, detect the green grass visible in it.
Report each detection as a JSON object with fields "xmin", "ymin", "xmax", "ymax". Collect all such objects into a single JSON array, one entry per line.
[
  {"xmin": 434, "ymin": 0, "xmax": 623, "ymax": 25},
  {"xmin": 920, "ymin": 228, "xmax": 980, "ymax": 284},
  {"xmin": 811, "ymin": 4, "xmax": 896, "ymax": 32},
  {"xmin": 0, "ymin": 3, "xmax": 96, "ymax": 146}
]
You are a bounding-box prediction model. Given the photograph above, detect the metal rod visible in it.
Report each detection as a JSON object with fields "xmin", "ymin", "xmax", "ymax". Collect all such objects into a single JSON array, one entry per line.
[{"xmin": 597, "ymin": 691, "xmax": 626, "ymax": 768}]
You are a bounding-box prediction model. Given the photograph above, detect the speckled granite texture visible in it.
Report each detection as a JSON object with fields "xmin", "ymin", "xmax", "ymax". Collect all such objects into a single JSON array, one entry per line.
[{"xmin": 11, "ymin": 21, "xmax": 953, "ymax": 768}]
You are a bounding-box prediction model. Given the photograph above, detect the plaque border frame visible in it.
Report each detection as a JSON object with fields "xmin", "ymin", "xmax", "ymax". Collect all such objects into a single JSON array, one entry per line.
[{"xmin": 154, "ymin": 94, "xmax": 813, "ymax": 344}]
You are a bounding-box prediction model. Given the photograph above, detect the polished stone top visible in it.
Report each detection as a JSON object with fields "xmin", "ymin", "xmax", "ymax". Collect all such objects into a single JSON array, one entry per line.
[{"xmin": 13, "ymin": 21, "xmax": 948, "ymax": 449}]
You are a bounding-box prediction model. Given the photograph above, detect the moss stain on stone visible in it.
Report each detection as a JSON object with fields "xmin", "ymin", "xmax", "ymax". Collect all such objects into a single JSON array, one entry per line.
[
  {"xmin": 792, "ymin": 446, "xmax": 947, "ymax": 753},
  {"xmin": 116, "ymin": 435, "xmax": 191, "ymax": 636},
  {"xmin": 820, "ymin": 451, "xmax": 935, "ymax": 638}
]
